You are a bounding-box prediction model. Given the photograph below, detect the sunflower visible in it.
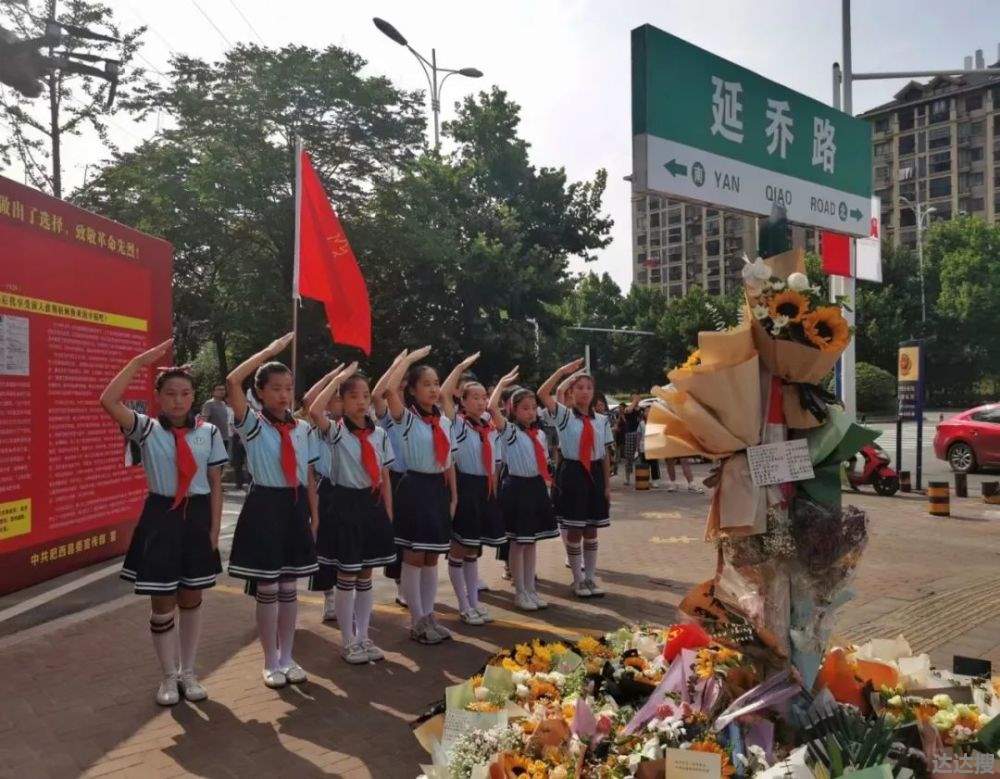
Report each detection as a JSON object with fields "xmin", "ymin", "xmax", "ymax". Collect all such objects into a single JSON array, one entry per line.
[
  {"xmin": 768, "ymin": 289, "xmax": 810, "ymax": 323},
  {"xmin": 682, "ymin": 349, "xmax": 702, "ymax": 369},
  {"xmin": 802, "ymin": 306, "xmax": 850, "ymax": 352},
  {"xmin": 690, "ymin": 739, "xmax": 736, "ymax": 777},
  {"xmin": 694, "ymin": 648, "xmax": 716, "ymax": 679}
]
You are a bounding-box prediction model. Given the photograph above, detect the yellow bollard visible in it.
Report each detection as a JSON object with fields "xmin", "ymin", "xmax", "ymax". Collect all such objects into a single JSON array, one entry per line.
[
  {"xmin": 927, "ymin": 481, "xmax": 950, "ymax": 517},
  {"xmin": 634, "ymin": 464, "xmax": 651, "ymax": 491}
]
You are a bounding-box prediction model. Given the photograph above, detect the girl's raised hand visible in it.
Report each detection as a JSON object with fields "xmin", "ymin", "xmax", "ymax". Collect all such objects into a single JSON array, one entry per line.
[
  {"xmin": 339, "ymin": 361, "xmax": 360, "ymax": 381},
  {"xmin": 499, "ymin": 366, "xmax": 520, "ymax": 386},
  {"xmin": 559, "ymin": 357, "xmax": 585, "ymax": 375},
  {"xmin": 407, "ymin": 345, "xmax": 432, "ymax": 363},
  {"xmin": 457, "ymin": 352, "xmax": 480, "ymax": 371},
  {"xmin": 265, "ymin": 332, "xmax": 295, "ymax": 357},
  {"xmin": 136, "ymin": 338, "xmax": 174, "ymax": 366}
]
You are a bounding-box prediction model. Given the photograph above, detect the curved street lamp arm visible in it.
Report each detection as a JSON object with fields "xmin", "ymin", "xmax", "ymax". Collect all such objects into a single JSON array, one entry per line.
[{"xmin": 407, "ymin": 46, "xmax": 436, "ymax": 100}]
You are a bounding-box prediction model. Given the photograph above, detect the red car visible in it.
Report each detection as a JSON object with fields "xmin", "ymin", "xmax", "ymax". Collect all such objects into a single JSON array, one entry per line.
[{"xmin": 933, "ymin": 403, "xmax": 1000, "ymax": 474}]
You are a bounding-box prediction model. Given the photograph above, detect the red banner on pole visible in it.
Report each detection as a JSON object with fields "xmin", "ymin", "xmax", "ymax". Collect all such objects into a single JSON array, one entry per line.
[
  {"xmin": 821, "ymin": 231, "xmax": 851, "ymax": 277},
  {"xmin": 295, "ymin": 150, "xmax": 371, "ymax": 355}
]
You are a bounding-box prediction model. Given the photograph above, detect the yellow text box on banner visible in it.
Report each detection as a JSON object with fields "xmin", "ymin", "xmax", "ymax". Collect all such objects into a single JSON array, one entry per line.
[{"xmin": 0, "ymin": 292, "xmax": 147, "ymax": 332}]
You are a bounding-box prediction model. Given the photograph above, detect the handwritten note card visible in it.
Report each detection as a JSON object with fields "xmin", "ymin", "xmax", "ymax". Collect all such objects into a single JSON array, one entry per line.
[
  {"xmin": 746, "ymin": 438, "xmax": 815, "ymax": 487},
  {"xmin": 665, "ymin": 747, "xmax": 722, "ymax": 779}
]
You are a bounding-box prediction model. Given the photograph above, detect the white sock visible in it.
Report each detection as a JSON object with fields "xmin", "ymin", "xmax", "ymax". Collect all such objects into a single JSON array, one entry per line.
[
  {"xmin": 276, "ymin": 580, "xmax": 298, "ymax": 669},
  {"xmin": 583, "ymin": 538, "xmax": 599, "ymax": 580},
  {"xmin": 149, "ymin": 611, "xmax": 179, "ymax": 678},
  {"xmin": 523, "ymin": 544, "xmax": 537, "ymax": 594},
  {"xmin": 255, "ymin": 584, "xmax": 280, "ymax": 671},
  {"xmin": 560, "ymin": 528, "xmax": 570, "ymax": 564},
  {"xmin": 400, "ymin": 563, "xmax": 423, "ymax": 628},
  {"xmin": 566, "ymin": 541, "xmax": 584, "ymax": 586},
  {"xmin": 463, "ymin": 557, "xmax": 480, "ymax": 610},
  {"xmin": 509, "ymin": 542, "xmax": 526, "ymax": 595},
  {"xmin": 355, "ymin": 577, "xmax": 374, "ymax": 642},
  {"xmin": 177, "ymin": 602, "xmax": 203, "ymax": 674},
  {"xmin": 419, "ymin": 564, "xmax": 438, "ymax": 619},
  {"xmin": 448, "ymin": 555, "xmax": 470, "ymax": 613},
  {"xmin": 335, "ymin": 576, "xmax": 356, "ymax": 647}
]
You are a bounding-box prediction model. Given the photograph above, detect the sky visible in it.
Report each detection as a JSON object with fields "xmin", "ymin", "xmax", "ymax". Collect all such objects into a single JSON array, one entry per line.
[{"xmin": 5, "ymin": 0, "xmax": 1000, "ymax": 290}]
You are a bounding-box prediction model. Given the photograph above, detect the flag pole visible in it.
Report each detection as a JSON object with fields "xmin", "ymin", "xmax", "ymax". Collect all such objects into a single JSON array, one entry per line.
[{"xmin": 291, "ymin": 136, "xmax": 303, "ymax": 399}]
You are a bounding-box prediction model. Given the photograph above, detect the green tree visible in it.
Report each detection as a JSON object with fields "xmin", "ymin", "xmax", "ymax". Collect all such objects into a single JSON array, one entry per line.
[
  {"xmin": 854, "ymin": 242, "xmax": 922, "ymax": 375},
  {"xmin": 74, "ymin": 43, "xmax": 426, "ymax": 380}
]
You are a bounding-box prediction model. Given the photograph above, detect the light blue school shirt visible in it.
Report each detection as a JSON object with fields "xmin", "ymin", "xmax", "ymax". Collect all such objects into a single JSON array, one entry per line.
[
  {"xmin": 324, "ymin": 420, "xmax": 395, "ymax": 489},
  {"xmin": 234, "ymin": 409, "xmax": 319, "ymax": 487},
  {"xmin": 124, "ymin": 412, "xmax": 228, "ymax": 496}
]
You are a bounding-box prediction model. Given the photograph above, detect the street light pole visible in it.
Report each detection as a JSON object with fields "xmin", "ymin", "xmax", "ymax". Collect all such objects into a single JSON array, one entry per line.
[
  {"xmin": 373, "ymin": 17, "xmax": 483, "ymax": 151},
  {"xmin": 898, "ymin": 195, "xmax": 935, "ymax": 324}
]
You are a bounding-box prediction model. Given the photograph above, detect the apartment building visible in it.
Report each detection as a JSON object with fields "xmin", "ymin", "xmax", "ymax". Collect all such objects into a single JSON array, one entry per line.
[
  {"xmin": 861, "ymin": 50, "xmax": 1000, "ymax": 249},
  {"xmin": 631, "ymin": 196, "xmax": 819, "ymax": 297}
]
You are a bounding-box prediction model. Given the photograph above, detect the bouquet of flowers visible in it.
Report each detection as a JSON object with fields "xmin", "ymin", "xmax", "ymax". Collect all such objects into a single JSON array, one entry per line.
[{"xmin": 742, "ymin": 249, "xmax": 851, "ymax": 430}]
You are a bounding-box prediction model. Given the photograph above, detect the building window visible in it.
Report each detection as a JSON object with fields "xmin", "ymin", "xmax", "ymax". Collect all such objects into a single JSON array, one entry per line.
[
  {"xmin": 899, "ymin": 209, "xmax": 916, "ymax": 227},
  {"xmin": 636, "ymin": 233, "xmax": 647, "ymax": 246},
  {"xmin": 669, "ymin": 284, "xmax": 683, "ymax": 297},
  {"xmin": 959, "ymin": 171, "xmax": 984, "ymax": 189},
  {"xmin": 649, "ymin": 197, "xmax": 661, "ymax": 209},
  {"xmin": 928, "ymin": 176, "xmax": 951, "ymax": 198},
  {"xmin": 706, "ymin": 239, "xmax": 720, "ymax": 256},
  {"xmin": 899, "ymin": 182, "xmax": 916, "ymax": 200},
  {"xmin": 874, "ymin": 117, "xmax": 890, "ymax": 134},
  {"xmin": 898, "ymin": 110, "xmax": 914, "ymax": 132},
  {"xmin": 932, "ymin": 203, "xmax": 951, "ymax": 220},
  {"xmin": 960, "ymin": 197, "xmax": 984, "ymax": 213},
  {"xmin": 637, "ymin": 252, "xmax": 647, "ymax": 264},
  {"xmin": 965, "ymin": 94, "xmax": 983, "ymax": 112},
  {"xmin": 929, "ymin": 151, "xmax": 951, "ymax": 174},
  {"xmin": 873, "ymin": 141, "xmax": 892, "ymax": 158},
  {"xmin": 929, "ymin": 99, "xmax": 949, "ymax": 123},
  {"xmin": 649, "ymin": 212, "xmax": 660, "ymax": 228},
  {"xmin": 962, "ymin": 146, "xmax": 985, "ymax": 163},
  {"xmin": 707, "ymin": 280, "xmax": 721, "ymax": 294},
  {"xmin": 927, "ymin": 126, "xmax": 950, "ymax": 150},
  {"xmin": 898, "ymin": 135, "xmax": 915, "ymax": 155},
  {"xmin": 636, "ymin": 269, "xmax": 648, "ymax": 285},
  {"xmin": 668, "ymin": 266, "xmax": 682, "ymax": 281},
  {"xmin": 650, "ymin": 269, "xmax": 661, "ymax": 283}
]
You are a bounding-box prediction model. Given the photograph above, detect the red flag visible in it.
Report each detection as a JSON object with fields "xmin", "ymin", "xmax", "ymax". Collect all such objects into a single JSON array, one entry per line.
[
  {"xmin": 820, "ymin": 231, "xmax": 851, "ymax": 277},
  {"xmin": 295, "ymin": 148, "xmax": 371, "ymax": 354}
]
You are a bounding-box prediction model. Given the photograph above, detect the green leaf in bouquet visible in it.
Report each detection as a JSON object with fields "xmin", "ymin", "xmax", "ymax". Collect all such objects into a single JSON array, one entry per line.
[
  {"xmin": 483, "ymin": 665, "xmax": 515, "ymax": 696},
  {"xmin": 445, "ymin": 680, "xmax": 476, "ymax": 712},
  {"xmin": 825, "ymin": 733, "xmax": 844, "ymax": 777},
  {"xmin": 554, "ymin": 649, "xmax": 584, "ymax": 674},
  {"xmin": 975, "ymin": 709, "xmax": 1000, "ymax": 753}
]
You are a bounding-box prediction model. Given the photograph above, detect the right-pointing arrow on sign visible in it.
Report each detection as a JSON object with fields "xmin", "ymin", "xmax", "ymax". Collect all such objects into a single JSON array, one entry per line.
[
  {"xmin": 849, "ymin": 208, "xmax": 863, "ymax": 220},
  {"xmin": 664, "ymin": 158, "xmax": 688, "ymax": 177}
]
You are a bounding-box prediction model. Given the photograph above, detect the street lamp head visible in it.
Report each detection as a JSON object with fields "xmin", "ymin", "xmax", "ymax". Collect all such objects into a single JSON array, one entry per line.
[
  {"xmin": 926, "ymin": 206, "xmax": 937, "ymax": 214},
  {"xmin": 458, "ymin": 67, "xmax": 483, "ymax": 78},
  {"xmin": 373, "ymin": 17, "xmax": 407, "ymax": 46}
]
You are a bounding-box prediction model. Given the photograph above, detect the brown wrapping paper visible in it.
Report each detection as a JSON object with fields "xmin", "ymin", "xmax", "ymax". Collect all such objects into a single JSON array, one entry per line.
[
  {"xmin": 669, "ymin": 354, "xmax": 761, "ymax": 447},
  {"xmin": 704, "ymin": 453, "xmax": 768, "ymax": 539}
]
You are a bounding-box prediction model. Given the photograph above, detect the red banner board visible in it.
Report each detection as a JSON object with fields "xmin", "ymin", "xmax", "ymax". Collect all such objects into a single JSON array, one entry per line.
[{"xmin": 0, "ymin": 176, "xmax": 173, "ymax": 594}]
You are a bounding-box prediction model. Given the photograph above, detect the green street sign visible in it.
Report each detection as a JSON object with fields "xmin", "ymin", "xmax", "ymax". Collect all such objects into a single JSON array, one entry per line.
[{"xmin": 631, "ymin": 25, "xmax": 873, "ymax": 236}]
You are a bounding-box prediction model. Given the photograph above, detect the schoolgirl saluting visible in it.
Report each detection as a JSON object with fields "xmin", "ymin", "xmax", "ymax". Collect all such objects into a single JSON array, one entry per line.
[
  {"xmin": 100, "ymin": 339, "xmax": 228, "ymax": 706},
  {"xmin": 226, "ymin": 332, "xmax": 321, "ymax": 689},
  {"xmin": 308, "ymin": 362, "xmax": 397, "ymax": 664},
  {"xmin": 538, "ymin": 358, "xmax": 614, "ymax": 599},
  {"xmin": 438, "ymin": 353, "xmax": 504, "ymax": 626},
  {"xmin": 384, "ymin": 346, "xmax": 458, "ymax": 645},
  {"xmin": 490, "ymin": 369, "xmax": 560, "ymax": 611}
]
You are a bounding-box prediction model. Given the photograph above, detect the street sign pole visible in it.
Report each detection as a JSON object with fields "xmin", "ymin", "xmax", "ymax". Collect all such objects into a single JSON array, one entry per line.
[{"xmin": 840, "ymin": 0, "xmax": 858, "ymax": 421}]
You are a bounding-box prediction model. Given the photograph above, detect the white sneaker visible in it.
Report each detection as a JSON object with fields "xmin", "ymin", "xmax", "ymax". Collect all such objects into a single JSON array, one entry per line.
[
  {"xmin": 178, "ymin": 671, "xmax": 208, "ymax": 702},
  {"xmin": 515, "ymin": 592, "xmax": 538, "ymax": 611},
  {"xmin": 572, "ymin": 582, "xmax": 593, "ymax": 599},
  {"xmin": 688, "ymin": 482, "xmax": 705, "ymax": 493},
  {"xmin": 361, "ymin": 639, "xmax": 385, "ymax": 662},
  {"xmin": 280, "ymin": 662, "xmax": 307, "ymax": 684},
  {"xmin": 529, "ymin": 591, "xmax": 548, "ymax": 609},
  {"xmin": 428, "ymin": 614, "xmax": 453, "ymax": 640},
  {"xmin": 474, "ymin": 604, "xmax": 493, "ymax": 623},
  {"xmin": 341, "ymin": 642, "xmax": 369, "ymax": 664},
  {"xmin": 262, "ymin": 669, "xmax": 287, "ymax": 689},
  {"xmin": 585, "ymin": 578, "xmax": 606, "ymax": 597},
  {"xmin": 666, "ymin": 482, "xmax": 678, "ymax": 492},
  {"xmin": 410, "ymin": 616, "xmax": 443, "ymax": 645},
  {"xmin": 460, "ymin": 608, "xmax": 485, "ymax": 626},
  {"xmin": 322, "ymin": 593, "xmax": 337, "ymax": 622},
  {"xmin": 476, "ymin": 579, "xmax": 490, "ymax": 592},
  {"xmin": 155, "ymin": 675, "xmax": 180, "ymax": 706}
]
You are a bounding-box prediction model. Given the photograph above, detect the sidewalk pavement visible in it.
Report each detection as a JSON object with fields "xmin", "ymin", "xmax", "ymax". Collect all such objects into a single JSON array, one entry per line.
[{"xmin": 1, "ymin": 474, "xmax": 999, "ymax": 778}]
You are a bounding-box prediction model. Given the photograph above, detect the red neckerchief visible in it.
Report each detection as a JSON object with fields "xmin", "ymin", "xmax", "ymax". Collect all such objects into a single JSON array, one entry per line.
[
  {"xmin": 264, "ymin": 409, "xmax": 298, "ymax": 488},
  {"xmin": 345, "ymin": 417, "xmax": 381, "ymax": 492},
  {"xmin": 575, "ymin": 407, "xmax": 595, "ymax": 481},
  {"xmin": 466, "ymin": 415, "xmax": 496, "ymax": 496},
  {"xmin": 164, "ymin": 418, "xmax": 201, "ymax": 510},
  {"xmin": 413, "ymin": 404, "xmax": 449, "ymax": 467},
  {"xmin": 520, "ymin": 422, "xmax": 551, "ymax": 485}
]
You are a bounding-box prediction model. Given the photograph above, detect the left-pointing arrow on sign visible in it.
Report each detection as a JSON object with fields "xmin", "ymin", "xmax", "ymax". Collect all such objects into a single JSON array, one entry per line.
[{"xmin": 663, "ymin": 158, "xmax": 688, "ymax": 177}]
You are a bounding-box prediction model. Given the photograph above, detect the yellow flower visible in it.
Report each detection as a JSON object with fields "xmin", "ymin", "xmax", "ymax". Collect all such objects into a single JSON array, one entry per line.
[
  {"xmin": 548, "ymin": 642, "xmax": 569, "ymax": 656},
  {"xmin": 768, "ymin": 289, "xmax": 811, "ymax": 323},
  {"xmin": 714, "ymin": 647, "xmax": 742, "ymax": 664},
  {"xmin": 690, "ymin": 739, "xmax": 736, "ymax": 777},
  {"xmin": 577, "ymin": 636, "xmax": 602, "ymax": 656},
  {"xmin": 695, "ymin": 649, "xmax": 716, "ymax": 679},
  {"xmin": 468, "ymin": 674, "xmax": 484, "ymax": 689},
  {"xmin": 802, "ymin": 306, "xmax": 850, "ymax": 352},
  {"xmin": 467, "ymin": 700, "xmax": 501, "ymax": 713},
  {"xmin": 502, "ymin": 657, "xmax": 525, "ymax": 673}
]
